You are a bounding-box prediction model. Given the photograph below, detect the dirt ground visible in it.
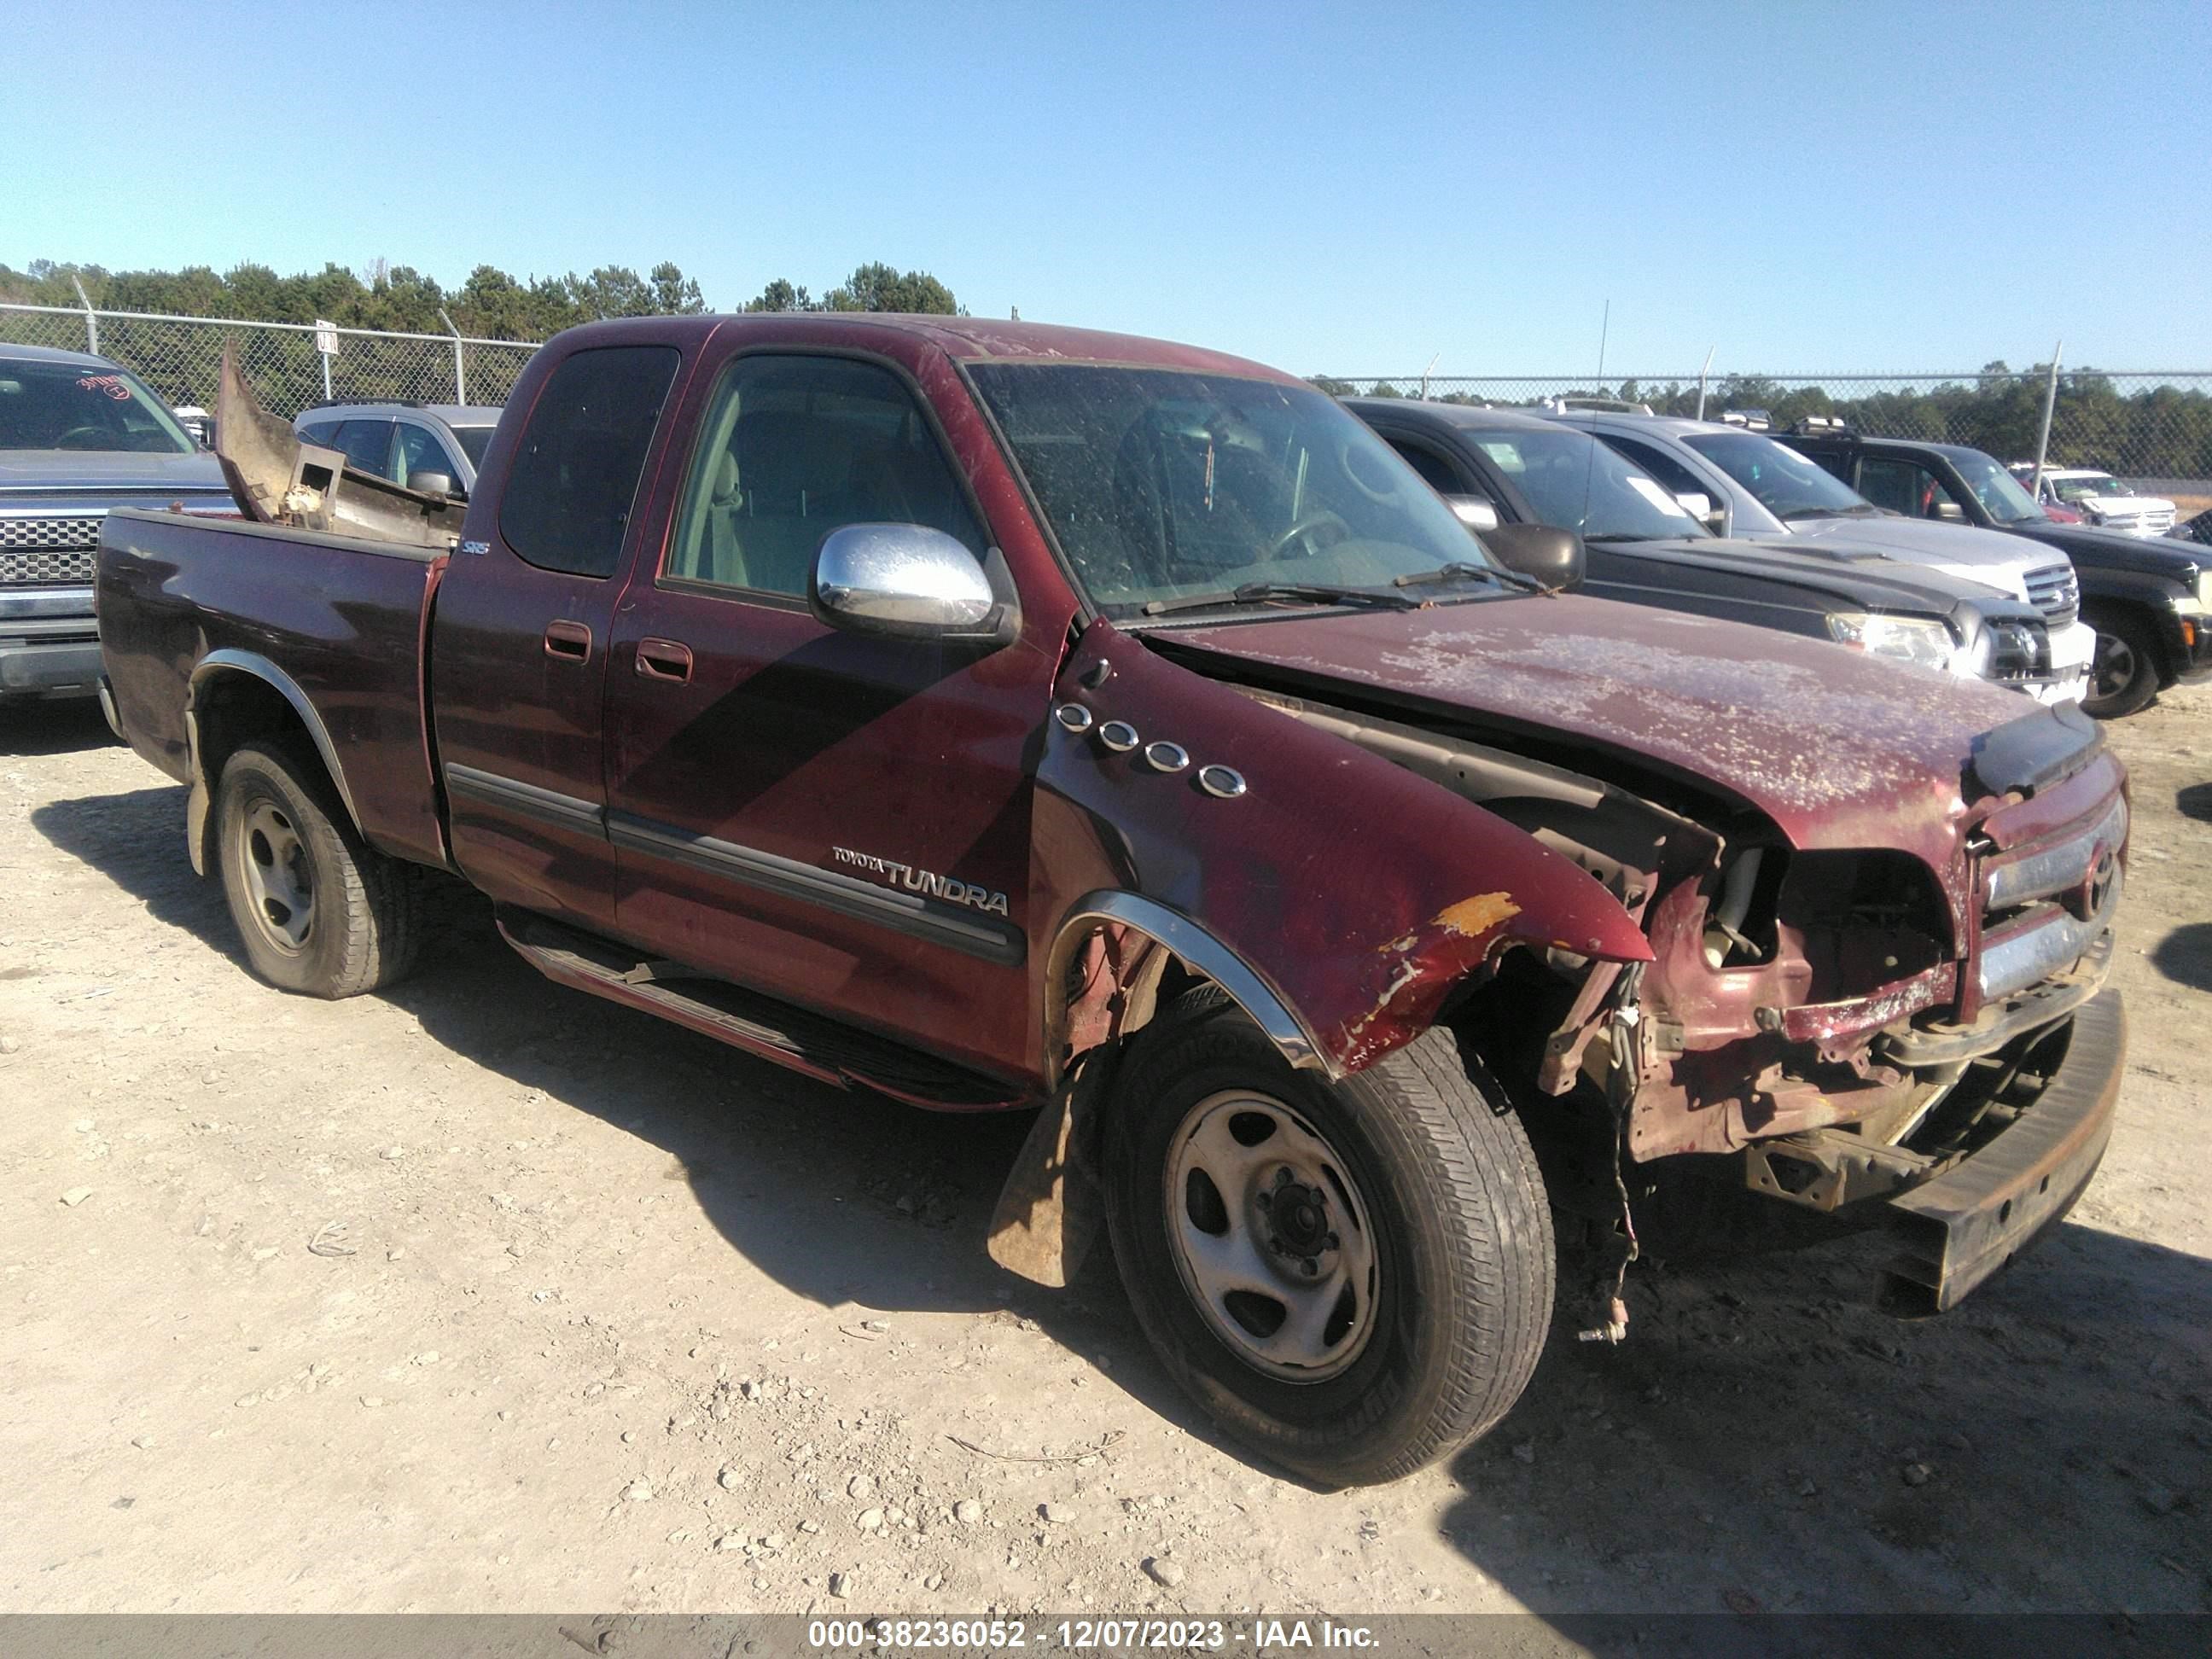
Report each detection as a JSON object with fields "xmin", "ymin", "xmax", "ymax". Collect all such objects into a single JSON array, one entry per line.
[{"xmin": 2, "ymin": 685, "xmax": 2206, "ymax": 1621}]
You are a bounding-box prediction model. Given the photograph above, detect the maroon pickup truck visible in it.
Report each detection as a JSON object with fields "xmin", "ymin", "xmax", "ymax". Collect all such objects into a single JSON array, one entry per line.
[{"xmin": 96, "ymin": 315, "xmax": 2128, "ymax": 1486}]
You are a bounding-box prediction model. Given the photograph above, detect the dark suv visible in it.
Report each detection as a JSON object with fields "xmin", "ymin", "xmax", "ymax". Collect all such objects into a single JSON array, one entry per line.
[{"xmin": 1778, "ymin": 426, "xmax": 2212, "ymax": 718}]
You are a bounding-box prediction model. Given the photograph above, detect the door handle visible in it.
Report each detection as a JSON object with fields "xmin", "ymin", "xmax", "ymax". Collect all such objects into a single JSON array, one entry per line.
[
  {"xmin": 636, "ymin": 637, "xmax": 695, "ymax": 683},
  {"xmin": 544, "ymin": 620, "xmax": 593, "ymax": 663}
]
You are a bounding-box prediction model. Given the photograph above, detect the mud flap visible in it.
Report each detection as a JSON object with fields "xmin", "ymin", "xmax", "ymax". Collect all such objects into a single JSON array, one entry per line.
[{"xmin": 986, "ymin": 1047, "xmax": 1117, "ymax": 1288}]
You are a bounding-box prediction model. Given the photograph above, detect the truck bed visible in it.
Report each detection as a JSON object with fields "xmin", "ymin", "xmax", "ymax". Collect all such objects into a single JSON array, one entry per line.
[{"xmin": 96, "ymin": 508, "xmax": 450, "ymax": 870}]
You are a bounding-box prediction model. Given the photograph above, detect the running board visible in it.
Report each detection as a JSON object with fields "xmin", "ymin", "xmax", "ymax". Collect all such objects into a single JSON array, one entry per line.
[{"xmin": 495, "ymin": 910, "xmax": 1027, "ymax": 1112}]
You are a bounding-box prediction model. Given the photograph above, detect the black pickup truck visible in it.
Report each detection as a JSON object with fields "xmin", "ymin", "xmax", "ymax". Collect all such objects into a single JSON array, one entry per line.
[
  {"xmin": 1349, "ymin": 399, "xmax": 2079, "ymax": 701},
  {"xmin": 1777, "ymin": 427, "xmax": 2212, "ymax": 718}
]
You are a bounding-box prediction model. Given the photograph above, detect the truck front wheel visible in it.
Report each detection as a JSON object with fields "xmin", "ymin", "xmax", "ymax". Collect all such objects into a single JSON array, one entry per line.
[
  {"xmin": 1103, "ymin": 990, "xmax": 1553, "ymax": 1486},
  {"xmin": 214, "ymin": 740, "xmax": 422, "ymax": 998}
]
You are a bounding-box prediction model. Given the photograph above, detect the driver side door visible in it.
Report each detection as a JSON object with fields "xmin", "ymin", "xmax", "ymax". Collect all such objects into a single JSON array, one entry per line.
[{"xmin": 601, "ymin": 349, "xmax": 1051, "ymax": 1083}]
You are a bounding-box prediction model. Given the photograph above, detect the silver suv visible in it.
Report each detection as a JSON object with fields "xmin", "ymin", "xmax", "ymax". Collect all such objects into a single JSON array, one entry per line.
[
  {"xmin": 293, "ymin": 402, "xmax": 501, "ymax": 497},
  {"xmin": 1547, "ymin": 409, "xmax": 2097, "ymax": 701}
]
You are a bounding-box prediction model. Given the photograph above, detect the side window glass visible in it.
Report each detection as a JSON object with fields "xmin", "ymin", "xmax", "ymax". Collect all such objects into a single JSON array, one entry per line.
[
  {"xmin": 332, "ymin": 420, "xmax": 396, "ymax": 479},
  {"xmin": 665, "ymin": 354, "xmax": 986, "ymax": 597},
  {"xmin": 298, "ymin": 420, "xmax": 340, "ymax": 446},
  {"xmin": 500, "ymin": 346, "xmax": 682, "ymax": 578},
  {"xmin": 1859, "ymin": 457, "xmax": 1940, "ymax": 515},
  {"xmin": 1388, "ymin": 438, "xmax": 1468, "ymax": 496},
  {"xmin": 1603, "ymin": 434, "xmax": 1708, "ymax": 503},
  {"xmin": 393, "ymin": 423, "xmax": 453, "ymax": 486}
]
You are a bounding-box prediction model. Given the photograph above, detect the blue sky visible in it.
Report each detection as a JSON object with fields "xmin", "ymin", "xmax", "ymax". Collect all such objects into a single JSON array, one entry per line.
[{"xmin": 7, "ymin": 0, "xmax": 2208, "ymax": 375}]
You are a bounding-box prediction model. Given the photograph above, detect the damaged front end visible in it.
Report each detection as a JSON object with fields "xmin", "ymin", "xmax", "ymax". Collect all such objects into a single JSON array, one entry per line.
[{"xmin": 1249, "ymin": 687, "xmax": 2129, "ymax": 1318}]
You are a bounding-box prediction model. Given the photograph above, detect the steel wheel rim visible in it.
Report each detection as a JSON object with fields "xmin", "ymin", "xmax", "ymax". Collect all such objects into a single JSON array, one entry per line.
[
  {"xmin": 1163, "ymin": 1089, "xmax": 1379, "ymax": 1382},
  {"xmin": 236, "ymin": 800, "xmax": 314, "ymax": 954},
  {"xmin": 2092, "ymin": 630, "xmax": 2136, "ymax": 703}
]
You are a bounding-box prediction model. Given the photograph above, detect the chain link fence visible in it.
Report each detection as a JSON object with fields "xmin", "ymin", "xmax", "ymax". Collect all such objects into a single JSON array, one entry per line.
[
  {"xmin": 0, "ymin": 302, "xmax": 541, "ymax": 421},
  {"xmin": 1316, "ymin": 370, "xmax": 2212, "ymax": 496},
  {"xmin": 6, "ymin": 306, "xmax": 2208, "ymax": 499}
]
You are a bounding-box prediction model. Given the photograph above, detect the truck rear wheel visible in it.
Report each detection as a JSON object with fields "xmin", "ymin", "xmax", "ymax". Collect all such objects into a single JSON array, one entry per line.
[
  {"xmin": 214, "ymin": 740, "xmax": 422, "ymax": 998},
  {"xmin": 1103, "ymin": 989, "xmax": 1553, "ymax": 1486}
]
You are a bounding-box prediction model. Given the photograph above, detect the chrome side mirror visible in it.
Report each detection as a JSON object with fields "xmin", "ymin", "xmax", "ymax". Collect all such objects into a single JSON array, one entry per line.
[
  {"xmin": 809, "ymin": 522, "xmax": 1013, "ymax": 643},
  {"xmin": 1674, "ymin": 491, "xmax": 1712, "ymax": 522},
  {"xmin": 1443, "ymin": 494, "xmax": 1499, "ymax": 533},
  {"xmin": 1933, "ymin": 500, "xmax": 1966, "ymax": 522},
  {"xmin": 410, "ymin": 470, "xmax": 463, "ymax": 502}
]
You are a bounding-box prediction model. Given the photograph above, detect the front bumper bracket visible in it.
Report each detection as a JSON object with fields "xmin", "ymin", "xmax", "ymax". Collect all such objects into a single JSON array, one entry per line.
[{"xmin": 1878, "ymin": 989, "xmax": 2125, "ymax": 1316}]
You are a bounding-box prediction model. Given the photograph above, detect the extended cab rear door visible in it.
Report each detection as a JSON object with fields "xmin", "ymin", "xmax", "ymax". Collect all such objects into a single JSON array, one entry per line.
[
  {"xmin": 429, "ymin": 338, "xmax": 688, "ymax": 930},
  {"xmin": 599, "ymin": 346, "xmax": 1052, "ymax": 1085}
]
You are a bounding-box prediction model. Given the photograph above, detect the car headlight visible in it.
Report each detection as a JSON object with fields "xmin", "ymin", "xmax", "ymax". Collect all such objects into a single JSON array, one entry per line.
[{"xmin": 1826, "ymin": 612, "xmax": 1959, "ymax": 672}]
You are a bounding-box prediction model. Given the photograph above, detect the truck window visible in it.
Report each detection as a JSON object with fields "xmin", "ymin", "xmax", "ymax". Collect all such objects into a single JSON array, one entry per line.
[
  {"xmin": 500, "ymin": 346, "xmax": 682, "ymax": 578},
  {"xmin": 663, "ymin": 355, "xmax": 986, "ymax": 597}
]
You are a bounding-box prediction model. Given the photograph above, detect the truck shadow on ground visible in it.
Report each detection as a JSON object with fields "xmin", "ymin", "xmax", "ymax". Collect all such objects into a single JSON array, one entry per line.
[
  {"xmin": 33, "ymin": 780, "xmax": 2212, "ymax": 1599},
  {"xmin": 2152, "ymin": 923, "xmax": 2212, "ymax": 993},
  {"xmin": 32, "ymin": 779, "xmax": 1236, "ymax": 1460},
  {"xmin": 1444, "ymin": 1222, "xmax": 2212, "ymax": 1617},
  {"xmin": 0, "ymin": 701, "xmax": 119, "ymax": 758}
]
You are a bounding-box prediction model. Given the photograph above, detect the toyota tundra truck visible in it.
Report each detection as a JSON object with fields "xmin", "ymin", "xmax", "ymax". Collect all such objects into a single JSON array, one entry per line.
[{"xmin": 95, "ymin": 317, "xmax": 2130, "ymax": 1487}]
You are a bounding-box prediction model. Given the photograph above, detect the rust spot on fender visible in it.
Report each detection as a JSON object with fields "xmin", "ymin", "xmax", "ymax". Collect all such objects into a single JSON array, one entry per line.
[{"xmin": 1435, "ymin": 892, "xmax": 1521, "ymax": 938}]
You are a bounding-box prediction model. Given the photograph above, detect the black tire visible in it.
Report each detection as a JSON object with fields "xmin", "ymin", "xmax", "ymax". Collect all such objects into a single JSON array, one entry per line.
[
  {"xmin": 2081, "ymin": 605, "xmax": 2162, "ymax": 719},
  {"xmin": 1103, "ymin": 988, "xmax": 1554, "ymax": 1487},
  {"xmin": 214, "ymin": 739, "xmax": 422, "ymax": 998}
]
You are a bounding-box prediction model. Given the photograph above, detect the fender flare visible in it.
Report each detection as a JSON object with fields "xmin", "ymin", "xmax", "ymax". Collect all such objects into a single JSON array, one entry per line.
[
  {"xmin": 1042, "ymin": 890, "xmax": 1329, "ymax": 1086},
  {"xmin": 183, "ymin": 649, "xmax": 364, "ymax": 875}
]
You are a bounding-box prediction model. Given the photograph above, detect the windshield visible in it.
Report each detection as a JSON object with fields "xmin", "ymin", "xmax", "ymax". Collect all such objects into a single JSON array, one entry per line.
[
  {"xmin": 1684, "ymin": 430, "xmax": 1871, "ymax": 519},
  {"xmin": 2051, "ymin": 473, "xmax": 2125, "ymax": 503},
  {"xmin": 452, "ymin": 424, "xmax": 496, "ymax": 467},
  {"xmin": 1949, "ymin": 450, "xmax": 2046, "ymax": 524},
  {"xmin": 0, "ymin": 358, "xmax": 195, "ymax": 453},
  {"xmin": 1465, "ymin": 426, "xmax": 1704, "ymax": 540},
  {"xmin": 967, "ymin": 365, "xmax": 1505, "ymax": 616}
]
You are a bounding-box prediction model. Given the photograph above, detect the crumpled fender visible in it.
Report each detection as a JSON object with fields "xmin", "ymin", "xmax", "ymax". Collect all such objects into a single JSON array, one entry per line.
[{"xmin": 1035, "ymin": 620, "xmax": 1653, "ymax": 1077}]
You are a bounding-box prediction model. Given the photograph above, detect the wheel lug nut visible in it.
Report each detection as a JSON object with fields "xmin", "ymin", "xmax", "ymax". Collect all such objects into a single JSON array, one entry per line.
[
  {"xmin": 1273, "ymin": 1169, "xmax": 1292, "ymax": 1188},
  {"xmin": 1254, "ymin": 1191, "xmax": 1272, "ymax": 1211},
  {"xmin": 1324, "ymin": 1231, "xmax": 1339, "ymax": 1250},
  {"xmin": 1301, "ymin": 1259, "xmax": 1319, "ymax": 1278}
]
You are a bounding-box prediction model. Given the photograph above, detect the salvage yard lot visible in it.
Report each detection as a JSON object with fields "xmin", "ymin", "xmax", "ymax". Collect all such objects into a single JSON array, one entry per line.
[{"xmin": 2, "ymin": 689, "xmax": 2208, "ymax": 1617}]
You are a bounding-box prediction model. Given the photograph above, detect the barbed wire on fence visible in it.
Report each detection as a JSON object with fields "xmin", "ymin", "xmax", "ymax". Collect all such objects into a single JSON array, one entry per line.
[
  {"xmin": 1313, "ymin": 370, "xmax": 2212, "ymax": 489},
  {"xmin": 5, "ymin": 301, "xmax": 2207, "ymax": 490},
  {"xmin": 0, "ymin": 303, "xmax": 540, "ymax": 422}
]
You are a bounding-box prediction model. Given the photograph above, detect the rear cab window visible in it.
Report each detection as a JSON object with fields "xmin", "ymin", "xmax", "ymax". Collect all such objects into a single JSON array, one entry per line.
[{"xmin": 499, "ymin": 346, "xmax": 683, "ymax": 577}]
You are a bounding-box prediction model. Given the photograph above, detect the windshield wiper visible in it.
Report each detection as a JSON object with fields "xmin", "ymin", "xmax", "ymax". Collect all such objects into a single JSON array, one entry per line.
[
  {"xmin": 1392, "ymin": 560, "xmax": 1551, "ymax": 596},
  {"xmin": 1138, "ymin": 580, "xmax": 1421, "ymax": 618},
  {"xmin": 1781, "ymin": 504, "xmax": 1874, "ymax": 521}
]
